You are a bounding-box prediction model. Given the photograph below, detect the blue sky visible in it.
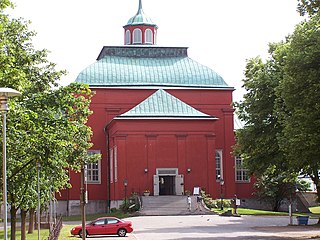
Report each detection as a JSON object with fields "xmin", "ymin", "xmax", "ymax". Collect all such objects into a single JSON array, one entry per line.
[{"xmin": 8, "ymin": 0, "xmax": 302, "ymax": 104}]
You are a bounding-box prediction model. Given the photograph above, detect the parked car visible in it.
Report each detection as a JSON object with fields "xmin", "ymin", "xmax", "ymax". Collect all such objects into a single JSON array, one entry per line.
[{"xmin": 70, "ymin": 216, "xmax": 133, "ymax": 238}]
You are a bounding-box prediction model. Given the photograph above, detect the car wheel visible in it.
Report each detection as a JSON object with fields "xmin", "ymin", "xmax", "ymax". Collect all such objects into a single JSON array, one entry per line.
[
  {"xmin": 117, "ymin": 228, "xmax": 127, "ymax": 237},
  {"xmin": 78, "ymin": 229, "xmax": 88, "ymax": 238}
]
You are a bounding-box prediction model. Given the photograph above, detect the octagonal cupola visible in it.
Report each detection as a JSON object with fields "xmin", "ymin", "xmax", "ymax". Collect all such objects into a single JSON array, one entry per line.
[{"xmin": 123, "ymin": 0, "xmax": 158, "ymax": 45}]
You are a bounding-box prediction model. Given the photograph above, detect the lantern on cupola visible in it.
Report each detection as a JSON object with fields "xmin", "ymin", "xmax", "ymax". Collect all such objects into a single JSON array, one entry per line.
[{"xmin": 123, "ymin": 0, "xmax": 158, "ymax": 45}]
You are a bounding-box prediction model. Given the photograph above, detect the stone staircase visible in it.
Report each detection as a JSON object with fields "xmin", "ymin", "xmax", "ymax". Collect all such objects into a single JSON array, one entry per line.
[{"xmin": 139, "ymin": 195, "xmax": 215, "ymax": 216}]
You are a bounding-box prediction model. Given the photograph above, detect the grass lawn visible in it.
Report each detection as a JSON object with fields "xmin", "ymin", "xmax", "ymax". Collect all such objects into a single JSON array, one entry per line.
[
  {"xmin": 59, "ymin": 224, "xmax": 77, "ymax": 240},
  {"xmin": 236, "ymin": 208, "xmax": 289, "ymax": 215},
  {"xmin": 0, "ymin": 229, "xmax": 49, "ymax": 240},
  {"xmin": 212, "ymin": 207, "xmax": 288, "ymax": 216},
  {"xmin": 0, "ymin": 224, "xmax": 88, "ymax": 240}
]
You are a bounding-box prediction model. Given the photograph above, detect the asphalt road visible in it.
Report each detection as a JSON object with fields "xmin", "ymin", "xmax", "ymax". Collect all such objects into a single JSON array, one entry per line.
[{"xmin": 81, "ymin": 215, "xmax": 320, "ymax": 240}]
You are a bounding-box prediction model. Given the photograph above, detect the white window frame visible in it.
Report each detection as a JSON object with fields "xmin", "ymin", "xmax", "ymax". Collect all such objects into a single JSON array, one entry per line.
[
  {"xmin": 235, "ymin": 156, "xmax": 250, "ymax": 182},
  {"xmin": 215, "ymin": 150, "xmax": 223, "ymax": 181},
  {"xmin": 156, "ymin": 168, "xmax": 178, "ymax": 176},
  {"xmin": 86, "ymin": 150, "xmax": 101, "ymax": 184},
  {"xmin": 145, "ymin": 29, "xmax": 153, "ymax": 44},
  {"xmin": 154, "ymin": 29, "xmax": 157, "ymax": 45},
  {"xmin": 125, "ymin": 30, "xmax": 131, "ymax": 45},
  {"xmin": 133, "ymin": 28, "xmax": 142, "ymax": 44}
]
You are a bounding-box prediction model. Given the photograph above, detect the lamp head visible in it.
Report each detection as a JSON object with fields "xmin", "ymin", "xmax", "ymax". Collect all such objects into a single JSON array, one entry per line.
[
  {"xmin": 0, "ymin": 88, "xmax": 21, "ymax": 112},
  {"xmin": 0, "ymin": 88, "xmax": 21, "ymax": 97}
]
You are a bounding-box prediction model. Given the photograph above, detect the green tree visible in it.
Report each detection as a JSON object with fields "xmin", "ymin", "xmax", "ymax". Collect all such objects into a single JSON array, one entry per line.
[
  {"xmin": 278, "ymin": 12, "xmax": 320, "ymax": 201},
  {"xmin": 297, "ymin": 0, "xmax": 320, "ymax": 16},
  {"xmin": 234, "ymin": 42, "xmax": 297, "ymax": 211},
  {"xmin": 235, "ymin": 10, "xmax": 320, "ymax": 207},
  {"xmin": 234, "ymin": 49, "xmax": 286, "ymax": 175},
  {"xmin": 6, "ymin": 85, "xmax": 98, "ymax": 239},
  {"xmin": 1, "ymin": 2, "xmax": 100, "ymax": 239},
  {"xmin": 253, "ymin": 166, "xmax": 297, "ymax": 211},
  {"xmin": 254, "ymin": 167, "xmax": 311, "ymax": 211}
]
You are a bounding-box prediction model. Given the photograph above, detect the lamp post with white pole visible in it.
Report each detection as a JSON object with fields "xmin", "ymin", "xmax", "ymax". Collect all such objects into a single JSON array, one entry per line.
[
  {"xmin": 219, "ymin": 177, "xmax": 224, "ymax": 211},
  {"xmin": 0, "ymin": 88, "xmax": 21, "ymax": 240}
]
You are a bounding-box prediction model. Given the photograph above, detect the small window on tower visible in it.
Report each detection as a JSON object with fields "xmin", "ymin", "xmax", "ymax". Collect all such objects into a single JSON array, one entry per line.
[
  {"xmin": 145, "ymin": 29, "xmax": 153, "ymax": 44},
  {"xmin": 125, "ymin": 30, "xmax": 131, "ymax": 45},
  {"xmin": 133, "ymin": 28, "xmax": 142, "ymax": 44}
]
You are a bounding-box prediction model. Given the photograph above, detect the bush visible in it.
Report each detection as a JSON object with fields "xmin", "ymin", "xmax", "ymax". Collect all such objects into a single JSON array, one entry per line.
[
  {"xmin": 201, "ymin": 190, "xmax": 231, "ymax": 210},
  {"xmin": 110, "ymin": 208, "xmax": 117, "ymax": 213},
  {"xmin": 120, "ymin": 193, "xmax": 141, "ymax": 213}
]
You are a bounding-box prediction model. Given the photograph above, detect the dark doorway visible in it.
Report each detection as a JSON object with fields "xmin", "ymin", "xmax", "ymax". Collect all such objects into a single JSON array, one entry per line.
[{"xmin": 159, "ymin": 176, "xmax": 175, "ymax": 195}]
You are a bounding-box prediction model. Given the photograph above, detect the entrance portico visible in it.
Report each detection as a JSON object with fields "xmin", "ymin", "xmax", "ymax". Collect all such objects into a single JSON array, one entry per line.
[{"xmin": 153, "ymin": 168, "xmax": 184, "ymax": 196}]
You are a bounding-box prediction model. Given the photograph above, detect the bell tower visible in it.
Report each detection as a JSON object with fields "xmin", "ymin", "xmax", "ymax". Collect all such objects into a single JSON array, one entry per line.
[{"xmin": 123, "ymin": 0, "xmax": 158, "ymax": 45}]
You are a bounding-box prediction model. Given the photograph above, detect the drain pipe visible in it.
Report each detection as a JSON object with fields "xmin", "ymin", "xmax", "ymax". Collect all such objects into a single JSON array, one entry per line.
[{"xmin": 104, "ymin": 123, "xmax": 111, "ymax": 213}]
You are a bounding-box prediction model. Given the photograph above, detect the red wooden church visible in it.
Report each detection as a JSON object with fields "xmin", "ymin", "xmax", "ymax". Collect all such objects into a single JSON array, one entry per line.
[{"xmin": 58, "ymin": 0, "xmax": 254, "ymax": 215}]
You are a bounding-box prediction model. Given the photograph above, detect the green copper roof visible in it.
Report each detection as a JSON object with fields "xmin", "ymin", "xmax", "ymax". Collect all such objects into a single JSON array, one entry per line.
[
  {"xmin": 124, "ymin": 0, "xmax": 157, "ymax": 28},
  {"xmin": 117, "ymin": 89, "xmax": 216, "ymax": 119},
  {"xmin": 75, "ymin": 46, "xmax": 230, "ymax": 89}
]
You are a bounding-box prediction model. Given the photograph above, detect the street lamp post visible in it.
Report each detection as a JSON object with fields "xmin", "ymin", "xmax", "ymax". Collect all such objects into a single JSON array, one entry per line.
[
  {"xmin": 219, "ymin": 177, "xmax": 224, "ymax": 211},
  {"xmin": 80, "ymin": 164, "xmax": 87, "ymax": 240},
  {"xmin": 124, "ymin": 179, "xmax": 128, "ymax": 205},
  {"xmin": 37, "ymin": 161, "xmax": 41, "ymax": 240},
  {"xmin": 0, "ymin": 88, "xmax": 21, "ymax": 240}
]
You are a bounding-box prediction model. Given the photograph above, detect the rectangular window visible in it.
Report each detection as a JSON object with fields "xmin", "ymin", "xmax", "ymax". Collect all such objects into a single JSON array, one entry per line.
[
  {"xmin": 87, "ymin": 150, "xmax": 101, "ymax": 184},
  {"xmin": 235, "ymin": 156, "xmax": 250, "ymax": 182},
  {"xmin": 215, "ymin": 150, "xmax": 223, "ymax": 180}
]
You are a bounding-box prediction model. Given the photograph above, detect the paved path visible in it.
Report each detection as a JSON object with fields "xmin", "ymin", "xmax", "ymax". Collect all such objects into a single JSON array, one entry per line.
[{"xmin": 68, "ymin": 215, "xmax": 319, "ymax": 240}]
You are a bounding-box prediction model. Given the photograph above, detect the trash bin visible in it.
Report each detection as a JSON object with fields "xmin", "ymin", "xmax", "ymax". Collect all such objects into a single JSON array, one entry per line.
[{"xmin": 296, "ymin": 216, "xmax": 309, "ymax": 225}]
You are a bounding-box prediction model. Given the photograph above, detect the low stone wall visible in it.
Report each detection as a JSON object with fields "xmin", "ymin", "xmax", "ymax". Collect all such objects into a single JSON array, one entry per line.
[
  {"xmin": 297, "ymin": 192, "xmax": 317, "ymax": 207},
  {"xmin": 56, "ymin": 200, "xmax": 108, "ymax": 216},
  {"xmin": 238, "ymin": 195, "xmax": 315, "ymax": 213}
]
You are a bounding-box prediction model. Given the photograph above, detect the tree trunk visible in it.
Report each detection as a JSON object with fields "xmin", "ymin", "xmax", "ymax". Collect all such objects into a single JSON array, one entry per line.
[
  {"xmin": 316, "ymin": 180, "xmax": 320, "ymax": 224},
  {"xmin": 28, "ymin": 208, "xmax": 35, "ymax": 234},
  {"xmin": 10, "ymin": 206, "xmax": 17, "ymax": 240},
  {"xmin": 316, "ymin": 179, "xmax": 320, "ymax": 203},
  {"xmin": 311, "ymin": 173, "xmax": 320, "ymax": 224},
  {"xmin": 273, "ymin": 197, "xmax": 282, "ymax": 212},
  {"xmin": 20, "ymin": 209, "xmax": 27, "ymax": 240}
]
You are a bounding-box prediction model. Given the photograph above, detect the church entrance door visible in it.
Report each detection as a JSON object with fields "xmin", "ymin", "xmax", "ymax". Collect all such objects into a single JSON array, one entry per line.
[
  {"xmin": 154, "ymin": 168, "xmax": 184, "ymax": 196},
  {"xmin": 159, "ymin": 176, "xmax": 175, "ymax": 195}
]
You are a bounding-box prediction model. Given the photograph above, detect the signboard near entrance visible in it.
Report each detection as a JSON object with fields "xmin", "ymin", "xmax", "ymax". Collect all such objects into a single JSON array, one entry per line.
[{"xmin": 193, "ymin": 187, "xmax": 200, "ymax": 195}]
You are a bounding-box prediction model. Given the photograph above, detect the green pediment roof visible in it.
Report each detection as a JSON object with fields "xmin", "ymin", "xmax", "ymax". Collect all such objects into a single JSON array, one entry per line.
[
  {"xmin": 117, "ymin": 89, "xmax": 216, "ymax": 119},
  {"xmin": 75, "ymin": 46, "xmax": 230, "ymax": 89}
]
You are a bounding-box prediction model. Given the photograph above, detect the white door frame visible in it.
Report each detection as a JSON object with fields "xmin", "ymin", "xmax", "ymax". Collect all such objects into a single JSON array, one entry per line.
[{"xmin": 153, "ymin": 168, "xmax": 183, "ymax": 196}]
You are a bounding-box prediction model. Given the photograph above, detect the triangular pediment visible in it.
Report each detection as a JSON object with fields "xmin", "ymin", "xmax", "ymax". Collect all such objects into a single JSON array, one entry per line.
[{"xmin": 117, "ymin": 89, "xmax": 216, "ymax": 119}]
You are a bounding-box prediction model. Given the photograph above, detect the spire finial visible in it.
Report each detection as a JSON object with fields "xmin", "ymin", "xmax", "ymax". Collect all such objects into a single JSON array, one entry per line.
[{"xmin": 137, "ymin": 0, "xmax": 143, "ymax": 14}]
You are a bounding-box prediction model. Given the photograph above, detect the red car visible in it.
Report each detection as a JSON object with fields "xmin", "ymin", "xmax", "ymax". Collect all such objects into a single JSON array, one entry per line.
[{"xmin": 70, "ymin": 216, "xmax": 133, "ymax": 238}]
